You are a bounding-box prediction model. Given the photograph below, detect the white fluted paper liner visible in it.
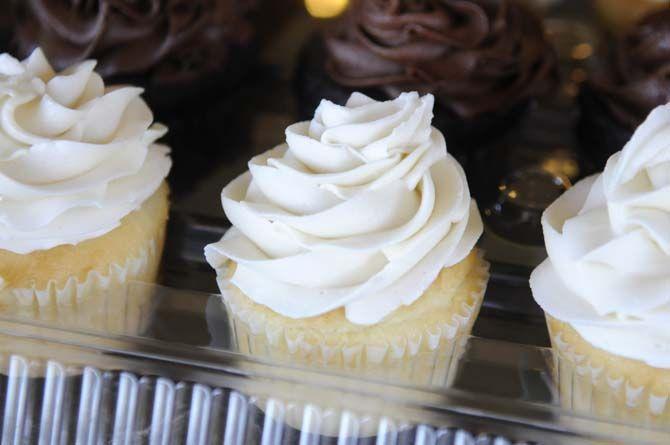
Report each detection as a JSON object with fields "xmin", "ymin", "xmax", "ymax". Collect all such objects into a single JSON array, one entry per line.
[
  {"xmin": 219, "ymin": 256, "xmax": 489, "ymax": 386},
  {"xmin": 548, "ymin": 317, "xmax": 670, "ymax": 426},
  {"xmin": 0, "ymin": 239, "xmax": 161, "ymax": 334}
]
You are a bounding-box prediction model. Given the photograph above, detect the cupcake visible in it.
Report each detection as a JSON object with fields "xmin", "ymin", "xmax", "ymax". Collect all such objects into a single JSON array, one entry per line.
[
  {"xmin": 12, "ymin": 0, "xmax": 256, "ymax": 109},
  {"xmin": 205, "ymin": 91, "xmax": 488, "ymax": 383},
  {"xmin": 0, "ymin": 0, "xmax": 12, "ymax": 52},
  {"xmin": 0, "ymin": 48, "xmax": 172, "ymax": 333},
  {"xmin": 592, "ymin": 0, "xmax": 669, "ymax": 34},
  {"xmin": 296, "ymin": 0, "xmax": 557, "ymax": 158},
  {"xmin": 579, "ymin": 9, "xmax": 670, "ymax": 168},
  {"xmin": 12, "ymin": 0, "xmax": 257, "ymax": 192},
  {"xmin": 531, "ymin": 104, "xmax": 670, "ymax": 422},
  {"xmin": 578, "ymin": 9, "xmax": 670, "ymax": 168}
]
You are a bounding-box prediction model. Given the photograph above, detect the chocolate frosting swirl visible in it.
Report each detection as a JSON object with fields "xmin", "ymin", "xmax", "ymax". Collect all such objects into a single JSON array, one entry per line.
[
  {"xmin": 325, "ymin": 0, "xmax": 557, "ymax": 120},
  {"xmin": 12, "ymin": 0, "xmax": 255, "ymax": 89},
  {"xmin": 588, "ymin": 9, "xmax": 670, "ymax": 131}
]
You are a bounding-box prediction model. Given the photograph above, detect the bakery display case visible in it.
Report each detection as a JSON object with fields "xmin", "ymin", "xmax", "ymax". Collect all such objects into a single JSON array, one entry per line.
[
  {"xmin": 0, "ymin": 0, "xmax": 669, "ymax": 444},
  {"xmin": 0, "ymin": 217, "xmax": 668, "ymax": 445},
  {"xmin": 0, "ymin": 209, "xmax": 664, "ymax": 444}
]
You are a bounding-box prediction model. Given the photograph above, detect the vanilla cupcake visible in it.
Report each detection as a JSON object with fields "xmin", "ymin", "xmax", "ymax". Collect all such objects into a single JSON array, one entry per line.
[
  {"xmin": 531, "ymin": 104, "xmax": 670, "ymax": 423},
  {"xmin": 0, "ymin": 49, "xmax": 172, "ymax": 333},
  {"xmin": 205, "ymin": 92, "xmax": 487, "ymax": 383}
]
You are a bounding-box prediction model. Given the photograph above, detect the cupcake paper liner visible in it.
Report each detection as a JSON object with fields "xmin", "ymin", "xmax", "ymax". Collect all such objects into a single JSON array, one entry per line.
[
  {"xmin": 218, "ymin": 253, "xmax": 490, "ymax": 386},
  {"xmin": 0, "ymin": 238, "xmax": 162, "ymax": 335},
  {"xmin": 547, "ymin": 316, "xmax": 670, "ymax": 426}
]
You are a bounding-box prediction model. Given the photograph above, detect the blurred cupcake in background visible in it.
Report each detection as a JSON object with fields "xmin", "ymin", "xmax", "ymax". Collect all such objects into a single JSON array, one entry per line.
[
  {"xmin": 0, "ymin": 0, "xmax": 13, "ymax": 52},
  {"xmin": 12, "ymin": 0, "xmax": 258, "ymax": 192},
  {"xmin": 0, "ymin": 48, "xmax": 172, "ymax": 333},
  {"xmin": 13, "ymin": 0, "xmax": 256, "ymax": 108},
  {"xmin": 579, "ymin": 9, "xmax": 670, "ymax": 168},
  {"xmin": 592, "ymin": 0, "xmax": 669, "ymax": 34},
  {"xmin": 296, "ymin": 0, "xmax": 558, "ymax": 160}
]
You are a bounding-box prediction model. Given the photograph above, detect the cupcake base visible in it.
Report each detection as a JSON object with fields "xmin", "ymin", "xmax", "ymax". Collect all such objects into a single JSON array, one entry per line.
[
  {"xmin": 218, "ymin": 250, "xmax": 489, "ymax": 386},
  {"xmin": 547, "ymin": 315, "xmax": 670, "ymax": 425},
  {"xmin": 0, "ymin": 183, "xmax": 170, "ymax": 334}
]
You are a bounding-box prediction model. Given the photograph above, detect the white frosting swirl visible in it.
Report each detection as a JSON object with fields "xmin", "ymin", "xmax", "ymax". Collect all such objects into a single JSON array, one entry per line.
[
  {"xmin": 205, "ymin": 92, "xmax": 482, "ymax": 325},
  {"xmin": 531, "ymin": 104, "xmax": 670, "ymax": 368},
  {"xmin": 0, "ymin": 49, "xmax": 171, "ymax": 254}
]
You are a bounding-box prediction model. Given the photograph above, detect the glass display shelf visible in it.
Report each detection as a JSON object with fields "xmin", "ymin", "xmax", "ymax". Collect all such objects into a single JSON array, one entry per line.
[
  {"xmin": 0, "ymin": 284, "xmax": 666, "ymax": 444},
  {"xmin": 0, "ymin": 212, "xmax": 663, "ymax": 445}
]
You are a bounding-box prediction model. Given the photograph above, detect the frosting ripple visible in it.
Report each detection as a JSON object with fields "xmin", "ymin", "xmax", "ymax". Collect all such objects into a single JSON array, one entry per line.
[
  {"xmin": 531, "ymin": 104, "xmax": 670, "ymax": 368},
  {"xmin": 0, "ymin": 48, "xmax": 172, "ymax": 254},
  {"xmin": 205, "ymin": 92, "xmax": 482, "ymax": 325}
]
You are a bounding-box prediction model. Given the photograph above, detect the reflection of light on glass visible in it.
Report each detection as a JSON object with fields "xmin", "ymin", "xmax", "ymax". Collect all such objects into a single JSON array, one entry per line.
[
  {"xmin": 544, "ymin": 19, "xmax": 599, "ymax": 65},
  {"xmin": 571, "ymin": 43, "xmax": 593, "ymax": 60},
  {"xmin": 542, "ymin": 157, "xmax": 578, "ymax": 184},
  {"xmin": 563, "ymin": 83, "xmax": 578, "ymax": 98},
  {"xmin": 305, "ymin": 0, "xmax": 349, "ymax": 18},
  {"xmin": 570, "ymin": 68, "xmax": 587, "ymax": 84}
]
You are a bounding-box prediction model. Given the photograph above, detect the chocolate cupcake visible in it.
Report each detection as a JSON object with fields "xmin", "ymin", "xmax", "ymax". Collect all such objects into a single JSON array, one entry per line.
[
  {"xmin": 12, "ymin": 0, "xmax": 258, "ymax": 193},
  {"xmin": 579, "ymin": 9, "xmax": 670, "ymax": 167},
  {"xmin": 296, "ymin": 0, "xmax": 557, "ymax": 156},
  {"xmin": 0, "ymin": 0, "xmax": 13, "ymax": 52},
  {"xmin": 13, "ymin": 0, "xmax": 256, "ymax": 107}
]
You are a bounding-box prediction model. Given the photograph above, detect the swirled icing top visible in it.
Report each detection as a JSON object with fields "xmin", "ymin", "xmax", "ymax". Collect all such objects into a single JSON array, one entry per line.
[
  {"xmin": 13, "ymin": 0, "xmax": 254, "ymax": 88},
  {"xmin": 0, "ymin": 48, "xmax": 172, "ymax": 254},
  {"xmin": 588, "ymin": 9, "xmax": 670, "ymax": 131},
  {"xmin": 531, "ymin": 104, "xmax": 670, "ymax": 368},
  {"xmin": 205, "ymin": 92, "xmax": 482, "ymax": 325},
  {"xmin": 325, "ymin": 0, "xmax": 557, "ymax": 119}
]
